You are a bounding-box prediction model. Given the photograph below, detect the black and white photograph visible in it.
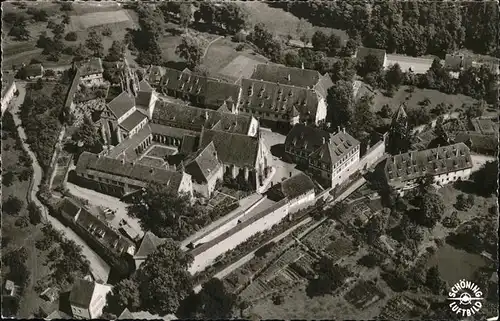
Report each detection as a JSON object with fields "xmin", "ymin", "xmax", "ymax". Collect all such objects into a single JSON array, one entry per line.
[{"xmin": 1, "ymin": 0, "xmax": 498, "ymax": 320}]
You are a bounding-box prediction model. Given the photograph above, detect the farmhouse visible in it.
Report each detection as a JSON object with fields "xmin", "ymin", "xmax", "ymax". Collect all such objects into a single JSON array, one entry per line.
[
  {"xmin": 69, "ymin": 278, "xmax": 112, "ymax": 319},
  {"xmin": 59, "ymin": 198, "xmax": 136, "ymax": 256},
  {"xmin": 284, "ymin": 124, "xmax": 361, "ymax": 187},
  {"xmin": 74, "ymin": 151, "xmax": 193, "ymax": 197},
  {"xmin": 77, "ymin": 57, "xmax": 104, "ymax": 86},
  {"xmin": 355, "ymin": 47, "xmax": 388, "ymax": 69},
  {"xmin": 184, "ymin": 142, "xmax": 224, "ymax": 198},
  {"xmin": 199, "ymin": 128, "xmax": 272, "ymax": 190},
  {"xmin": 1, "ymin": 73, "xmax": 16, "ymax": 114},
  {"xmin": 384, "ymin": 142, "xmax": 473, "ymax": 195},
  {"xmin": 23, "ymin": 63, "xmax": 44, "ymax": 80}
]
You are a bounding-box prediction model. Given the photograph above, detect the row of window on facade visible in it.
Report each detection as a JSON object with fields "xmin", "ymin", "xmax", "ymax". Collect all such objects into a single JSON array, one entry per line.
[{"xmin": 83, "ymin": 173, "xmax": 141, "ymax": 190}]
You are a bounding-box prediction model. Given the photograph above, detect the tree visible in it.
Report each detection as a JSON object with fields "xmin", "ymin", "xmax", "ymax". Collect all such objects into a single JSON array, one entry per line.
[
  {"xmin": 2, "ymin": 171, "xmax": 16, "ymax": 187},
  {"xmin": 426, "ymin": 266, "xmax": 446, "ymax": 295},
  {"xmin": 9, "ymin": 24, "xmax": 30, "ymax": 41},
  {"xmin": 311, "ymin": 30, "xmax": 328, "ymax": 52},
  {"xmin": 53, "ymin": 24, "xmax": 65, "ymax": 38},
  {"xmin": 380, "ymin": 104, "xmax": 392, "ymax": 118},
  {"xmin": 128, "ymin": 183, "xmax": 205, "ymax": 240},
  {"xmin": 64, "ymin": 32, "xmax": 77, "ymax": 41},
  {"xmin": 179, "ymin": 3, "xmax": 192, "ymax": 30},
  {"xmin": 306, "ymin": 257, "xmax": 353, "ymax": 297},
  {"xmin": 357, "ymin": 54, "xmax": 384, "ymax": 77},
  {"xmin": 385, "ymin": 63, "xmax": 404, "ymax": 90},
  {"xmin": 62, "ymin": 14, "xmax": 70, "ymax": 25},
  {"xmin": 3, "ymin": 196, "xmax": 24, "ymax": 216},
  {"xmin": 137, "ymin": 239, "xmax": 193, "ymax": 315},
  {"xmin": 326, "ymin": 33, "xmax": 342, "ymax": 55},
  {"xmin": 456, "ymin": 194, "xmax": 471, "ymax": 210},
  {"xmin": 351, "ymin": 94, "xmax": 376, "ymax": 138},
  {"xmin": 60, "ymin": 2, "xmax": 73, "ymax": 11},
  {"xmin": 358, "ymin": 252, "xmax": 384, "ymax": 268},
  {"xmin": 106, "ymin": 40, "xmax": 125, "ymax": 62},
  {"xmin": 102, "ymin": 26, "xmax": 112, "ymax": 37},
  {"xmin": 105, "ymin": 278, "xmax": 141, "ymax": 314},
  {"xmin": 72, "ymin": 116, "xmax": 102, "ymax": 153},
  {"xmin": 28, "ymin": 202, "xmax": 43, "ymax": 225},
  {"xmin": 470, "ymin": 161, "xmax": 498, "ymax": 196},
  {"xmin": 419, "ymin": 192, "xmax": 445, "ymax": 228},
  {"xmin": 247, "ymin": 24, "xmax": 283, "ymax": 63},
  {"xmin": 85, "ymin": 30, "xmax": 104, "ymax": 57},
  {"xmin": 192, "ymin": 278, "xmax": 236, "ymax": 319},
  {"xmin": 175, "ymin": 35, "xmax": 204, "ymax": 70},
  {"xmin": 324, "ymin": 201, "xmax": 349, "ymax": 220},
  {"xmin": 326, "ymin": 80, "xmax": 354, "ymax": 129},
  {"xmin": 364, "ymin": 214, "xmax": 387, "ymax": 243}
]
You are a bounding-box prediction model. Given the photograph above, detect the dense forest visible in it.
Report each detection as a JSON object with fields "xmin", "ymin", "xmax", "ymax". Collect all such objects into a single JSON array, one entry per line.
[{"xmin": 271, "ymin": 1, "xmax": 499, "ymax": 58}]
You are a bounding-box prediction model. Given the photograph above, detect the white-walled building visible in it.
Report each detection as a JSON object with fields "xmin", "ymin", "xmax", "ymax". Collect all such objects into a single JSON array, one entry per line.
[
  {"xmin": 384, "ymin": 143, "xmax": 473, "ymax": 195},
  {"xmin": 185, "ymin": 142, "xmax": 224, "ymax": 198},
  {"xmin": 69, "ymin": 278, "xmax": 112, "ymax": 319},
  {"xmin": 284, "ymin": 124, "xmax": 361, "ymax": 187},
  {"xmin": 1, "ymin": 73, "xmax": 16, "ymax": 114},
  {"xmin": 77, "ymin": 58, "xmax": 104, "ymax": 86}
]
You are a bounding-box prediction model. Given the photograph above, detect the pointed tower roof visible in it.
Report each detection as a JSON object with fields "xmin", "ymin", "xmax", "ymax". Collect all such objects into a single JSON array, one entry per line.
[{"xmin": 393, "ymin": 103, "xmax": 408, "ymax": 123}]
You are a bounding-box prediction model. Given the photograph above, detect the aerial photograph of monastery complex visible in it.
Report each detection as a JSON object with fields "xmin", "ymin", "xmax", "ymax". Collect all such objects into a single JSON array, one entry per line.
[{"xmin": 1, "ymin": 1, "xmax": 498, "ymax": 320}]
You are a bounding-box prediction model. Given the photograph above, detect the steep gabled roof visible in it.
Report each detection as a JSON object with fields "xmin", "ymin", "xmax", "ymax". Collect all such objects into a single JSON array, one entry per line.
[
  {"xmin": 119, "ymin": 110, "xmax": 147, "ymax": 132},
  {"xmin": 356, "ymin": 47, "xmax": 387, "ymax": 63},
  {"xmin": 239, "ymin": 78, "xmax": 319, "ymax": 120},
  {"xmin": 384, "ymin": 142, "xmax": 473, "ymax": 184},
  {"xmin": 108, "ymin": 91, "xmax": 135, "ymax": 119},
  {"xmin": 59, "ymin": 198, "xmax": 82, "ymax": 219},
  {"xmin": 281, "ymin": 173, "xmax": 315, "ymax": 199},
  {"xmin": 323, "ymin": 131, "xmax": 360, "ymax": 165},
  {"xmin": 69, "ymin": 279, "xmax": 95, "ymax": 308},
  {"xmin": 24, "ymin": 63, "xmax": 43, "ymax": 77},
  {"xmin": 185, "ymin": 142, "xmax": 221, "ymax": 184},
  {"xmin": 134, "ymin": 232, "xmax": 166, "ymax": 259},
  {"xmin": 204, "ymin": 79, "xmax": 241, "ymax": 108},
  {"xmin": 284, "ymin": 124, "xmax": 331, "ymax": 155},
  {"xmin": 199, "ymin": 129, "xmax": 260, "ymax": 168},
  {"xmin": 250, "ymin": 64, "xmax": 322, "ymax": 89},
  {"xmin": 78, "ymin": 57, "xmax": 104, "ymax": 77}
]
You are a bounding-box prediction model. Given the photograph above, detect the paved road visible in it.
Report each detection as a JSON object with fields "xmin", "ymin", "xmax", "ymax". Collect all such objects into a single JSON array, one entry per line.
[{"xmin": 9, "ymin": 82, "xmax": 111, "ymax": 282}]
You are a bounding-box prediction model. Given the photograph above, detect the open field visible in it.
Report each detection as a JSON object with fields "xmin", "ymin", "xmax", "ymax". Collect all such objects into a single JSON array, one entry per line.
[
  {"xmin": 2, "ymin": 2, "xmax": 138, "ymax": 70},
  {"xmin": 237, "ymin": 2, "xmax": 348, "ymax": 43},
  {"xmin": 371, "ymin": 85, "xmax": 478, "ymax": 114}
]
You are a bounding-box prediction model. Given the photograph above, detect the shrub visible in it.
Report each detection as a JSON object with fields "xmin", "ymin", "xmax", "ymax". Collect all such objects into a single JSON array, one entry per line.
[
  {"xmin": 236, "ymin": 44, "xmax": 245, "ymax": 51},
  {"xmin": 15, "ymin": 216, "xmax": 29, "ymax": 228},
  {"xmin": 102, "ymin": 26, "xmax": 112, "ymax": 37},
  {"xmin": 65, "ymin": 32, "xmax": 78, "ymax": 41}
]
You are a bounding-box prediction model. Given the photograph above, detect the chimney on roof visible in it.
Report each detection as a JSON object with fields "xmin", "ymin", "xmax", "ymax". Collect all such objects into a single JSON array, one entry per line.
[
  {"xmin": 204, "ymin": 110, "xmax": 209, "ymax": 120},
  {"xmin": 287, "ymin": 74, "xmax": 291, "ymax": 82},
  {"xmin": 322, "ymin": 137, "xmax": 326, "ymax": 144},
  {"xmin": 301, "ymin": 62, "xmax": 304, "ymax": 70},
  {"xmin": 342, "ymin": 128, "xmax": 346, "ymax": 134},
  {"xmin": 337, "ymin": 126, "xmax": 340, "ymax": 133}
]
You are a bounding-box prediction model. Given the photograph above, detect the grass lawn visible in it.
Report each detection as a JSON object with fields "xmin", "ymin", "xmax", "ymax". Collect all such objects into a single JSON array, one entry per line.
[
  {"xmin": 2, "ymin": 2, "xmax": 138, "ymax": 70},
  {"xmin": 237, "ymin": 2, "xmax": 348, "ymax": 43},
  {"xmin": 1, "ymin": 134, "xmax": 54, "ymax": 318},
  {"xmin": 371, "ymin": 85, "xmax": 478, "ymax": 115},
  {"xmin": 146, "ymin": 145, "xmax": 178, "ymax": 158}
]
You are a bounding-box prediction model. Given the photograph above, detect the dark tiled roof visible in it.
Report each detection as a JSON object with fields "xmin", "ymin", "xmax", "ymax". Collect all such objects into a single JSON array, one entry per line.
[
  {"xmin": 356, "ymin": 47, "xmax": 386, "ymax": 62},
  {"xmin": 69, "ymin": 279, "xmax": 95, "ymax": 308},
  {"xmin": 152, "ymin": 100, "xmax": 252, "ymax": 135},
  {"xmin": 150, "ymin": 123, "xmax": 199, "ymax": 139},
  {"xmin": 250, "ymin": 64, "xmax": 321, "ymax": 89},
  {"xmin": 200, "ymin": 129, "xmax": 260, "ymax": 168},
  {"xmin": 281, "ymin": 173, "xmax": 315, "ymax": 199},
  {"xmin": 108, "ymin": 91, "xmax": 136, "ymax": 119},
  {"xmin": 134, "ymin": 232, "xmax": 166, "ymax": 259},
  {"xmin": 285, "ymin": 125, "xmax": 360, "ymax": 165},
  {"xmin": 119, "ymin": 110, "xmax": 147, "ymax": 132},
  {"xmin": 161, "ymin": 67, "xmax": 216, "ymax": 97},
  {"xmin": 107, "ymin": 125, "xmax": 152, "ymax": 160},
  {"xmin": 204, "ymin": 80, "xmax": 241, "ymax": 108},
  {"xmin": 238, "ymin": 78, "xmax": 319, "ymax": 121},
  {"xmin": 185, "ymin": 142, "xmax": 222, "ymax": 184},
  {"xmin": 384, "ymin": 143, "xmax": 473, "ymax": 184},
  {"xmin": 59, "ymin": 198, "xmax": 82, "ymax": 219},
  {"xmin": 78, "ymin": 58, "xmax": 104, "ymax": 77},
  {"xmin": 136, "ymin": 91, "xmax": 153, "ymax": 108},
  {"xmin": 314, "ymin": 74, "xmax": 334, "ymax": 98},
  {"xmin": 285, "ymin": 124, "xmax": 332, "ymax": 156},
  {"xmin": 180, "ymin": 135, "xmax": 199, "ymax": 154},
  {"xmin": 138, "ymin": 79, "xmax": 153, "ymax": 92},
  {"xmin": 76, "ymin": 152, "xmax": 187, "ymax": 190},
  {"xmin": 65, "ymin": 69, "xmax": 82, "ymax": 109},
  {"xmin": 24, "ymin": 63, "xmax": 43, "ymax": 77},
  {"xmin": 75, "ymin": 207, "xmax": 135, "ymax": 255}
]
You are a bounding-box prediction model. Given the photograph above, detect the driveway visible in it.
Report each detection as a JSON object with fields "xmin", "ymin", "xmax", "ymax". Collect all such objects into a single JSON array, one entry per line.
[{"xmin": 66, "ymin": 182, "xmax": 144, "ymax": 239}]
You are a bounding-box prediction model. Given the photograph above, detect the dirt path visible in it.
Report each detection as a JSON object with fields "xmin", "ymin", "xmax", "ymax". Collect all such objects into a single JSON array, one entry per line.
[
  {"xmin": 203, "ymin": 35, "xmax": 224, "ymax": 59},
  {"xmin": 9, "ymin": 82, "xmax": 111, "ymax": 282}
]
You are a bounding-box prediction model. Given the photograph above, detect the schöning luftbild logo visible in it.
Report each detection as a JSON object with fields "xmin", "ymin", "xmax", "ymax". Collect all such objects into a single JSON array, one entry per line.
[{"xmin": 448, "ymin": 279, "xmax": 484, "ymax": 317}]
